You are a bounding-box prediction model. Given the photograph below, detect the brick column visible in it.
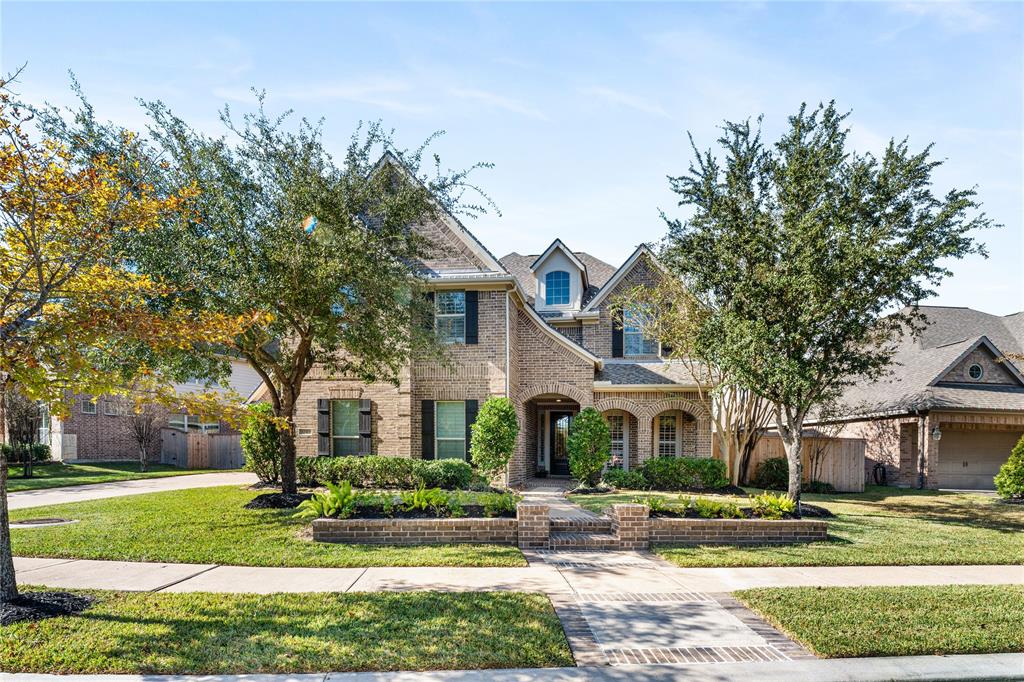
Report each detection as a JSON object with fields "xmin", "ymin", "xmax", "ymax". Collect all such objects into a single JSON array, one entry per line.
[
  {"xmin": 921, "ymin": 413, "xmax": 940, "ymax": 489},
  {"xmin": 610, "ymin": 503, "xmax": 650, "ymax": 550},
  {"xmin": 516, "ymin": 503, "xmax": 549, "ymax": 549},
  {"xmin": 636, "ymin": 419, "xmax": 653, "ymax": 465}
]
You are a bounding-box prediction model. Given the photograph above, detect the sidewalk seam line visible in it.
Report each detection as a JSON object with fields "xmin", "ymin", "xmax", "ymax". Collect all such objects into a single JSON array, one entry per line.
[
  {"xmin": 151, "ymin": 564, "xmax": 221, "ymax": 592},
  {"xmin": 345, "ymin": 567, "xmax": 369, "ymax": 592}
]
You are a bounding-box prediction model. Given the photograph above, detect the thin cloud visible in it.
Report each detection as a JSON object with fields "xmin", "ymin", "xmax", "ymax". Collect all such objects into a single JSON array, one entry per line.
[
  {"xmin": 213, "ymin": 80, "xmax": 431, "ymax": 115},
  {"xmin": 581, "ymin": 86, "xmax": 672, "ymax": 119},
  {"xmin": 449, "ymin": 87, "xmax": 548, "ymax": 120}
]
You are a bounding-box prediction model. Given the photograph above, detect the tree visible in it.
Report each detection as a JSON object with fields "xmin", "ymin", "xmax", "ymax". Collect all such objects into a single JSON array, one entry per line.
[
  {"xmin": 993, "ymin": 434, "xmax": 1024, "ymax": 500},
  {"xmin": 470, "ymin": 397, "xmax": 519, "ymax": 483},
  {"xmin": 0, "ymin": 71, "xmax": 239, "ymax": 607},
  {"xmin": 567, "ymin": 407, "xmax": 611, "ymax": 487},
  {"xmin": 120, "ymin": 394, "xmax": 165, "ymax": 473},
  {"xmin": 129, "ymin": 96, "xmax": 493, "ymax": 494},
  {"xmin": 614, "ymin": 278, "xmax": 772, "ymax": 485},
  {"xmin": 661, "ymin": 102, "xmax": 991, "ymax": 508},
  {"xmin": 241, "ymin": 402, "xmax": 282, "ymax": 485}
]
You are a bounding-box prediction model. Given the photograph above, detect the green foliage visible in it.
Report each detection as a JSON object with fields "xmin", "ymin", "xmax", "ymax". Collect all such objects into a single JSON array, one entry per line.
[
  {"xmin": 400, "ymin": 486, "xmax": 451, "ymax": 514},
  {"xmin": 663, "ymin": 103, "xmax": 991, "ymax": 502},
  {"xmin": 640, "ymin": 456, "xmax": 729, "ymax": 490},
  {"xmin": 295, "ymin": 481, "xmax": 357, "ymax": 519},
  {"xmin": 994, "ymin": 435, "xmax": 1024, "ymax": 500},
  {"xmin": 693, "ymin": 497, "xmax": 744, "ymax": 519},
  {"xmin": 749, "ymin": 492, "xmax": 797, "ymax": 520},
  {"xmin": 304, "ymin": 455, "xmax": 472, "ymax": 490},
  {"xmin": 752, "ymin": 457, "xmax": 789, "ymax": 491},
  {"xmin": 470, "ymin": 397, "xmax": 519, "ymax": 480},
  {"xmin": 0, "ymin": 442, "xmax": 50, "ymax": 463},
  {"xmin": 632, "ymin": 494, "xmax": 671, "ymax": 513},
  {"xmin": 241, "ymin": 403, "xmax": 281, "ymax": 485},
  {"xmin": 804, "ymin": 480, "xmax": 837, "ymax": 494},
  {"xmin": 567, "ymin": 407, "xmax": 610, "ymax": 486},
  {"xmin": 479, "ymin": 492, "xmax": 520, "ymax": 518},
  {"xmin": 602, "ymin": 468, "xmax": 648, "ymax": 490}
]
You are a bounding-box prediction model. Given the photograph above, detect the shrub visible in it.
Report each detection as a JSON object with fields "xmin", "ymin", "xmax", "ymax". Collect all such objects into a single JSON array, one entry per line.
[
  {"xmin": 751, "ymin": 457, "xmax": 789, "ymax": 491},
  {"xmin": 400, "ymin": 486, "xmax": 450, "ymax": 514},
  {"xmin": 640, "ymin": 456, "xmax": 729, "ymax": 491},
  {"xmin": 631, "ymin": 494, "xmax": 671, "ymax": 513},
  {"xmin": 295, "ymin": 481, "xmax": 357, "ymax": 519},
  {"xmin": 1, "ymin": 443, "xmax": 50, "ymax": 463},
  {"xmin": 994, "ymin": 435, "xmax": 1024, "ymax": 500},
  {"xmin": 470, "ymin": 397, "xmax": 519, "ymax": 481},
  {"xmin": 479, "ymin": 491, "xmax": 520, "ymax": 517},
  {"xmin": 307, "ymin": 456, "xmax": 473, "ymax": 490},
  {"xmin": 602, "ymin": 468, "xmax": 648, "ymax": 490},
  {"xmin": 567, "ymin": 407, "xmax": 610, "ymax": 486},
  {"xmin": 241, "ymin": 403, "xmax": 281, "ymax": 485},
  {"xmin": 749, "ymin": 491, "xmax": 797, "ymax": 519},
  {"xmin": 296, "ymin": 456, "xmax": 319, "ymax": 487},
  {"xmin": 803, "ymin": 480, "xmax": 836, "ymax": 494},
  {"xmin": 693, "ymin": 497, "xmax": 744, "ymax": 519},
  {"xmin": 422, "ymin": 460, "xmax": 473, "ymax": 490}
]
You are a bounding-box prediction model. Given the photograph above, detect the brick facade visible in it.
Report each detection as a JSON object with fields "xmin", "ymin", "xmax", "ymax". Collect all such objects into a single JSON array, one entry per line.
[
  {"xmin": 312, "ymin": 516, "xmax": 517, "ymax": 545},
  {"xmin": 649, "ymin": 517, "xmax": 828, "ymax": 545},
  {"xmin": 939, "ymin": 347, "xmax": 1018, "ymax": 385}
]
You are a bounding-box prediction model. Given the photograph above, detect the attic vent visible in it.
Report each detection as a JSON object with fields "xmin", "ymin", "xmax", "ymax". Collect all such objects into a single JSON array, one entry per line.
[{"xmin": 968, "ymin": 363, "xmax": 984, "ymax": 380}]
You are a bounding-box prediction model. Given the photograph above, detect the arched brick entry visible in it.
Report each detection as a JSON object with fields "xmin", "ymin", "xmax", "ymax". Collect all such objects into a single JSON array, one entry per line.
[
  {"xmin": 594, "ymin": 397, "xmax": 645, "ymax": 418},
  {"xmin": 516, "ymin": 381, "xmax": 592, "ymax": 407},
  {"xmin": 641, "ymin": 397, "xmax": 710, "ymax": 421}
]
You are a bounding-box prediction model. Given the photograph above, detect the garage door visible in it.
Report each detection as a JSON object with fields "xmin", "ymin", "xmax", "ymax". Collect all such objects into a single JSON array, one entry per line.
[{"xmin": 938, "ymin": 429, "xmax": 1022, "ymax": 489}]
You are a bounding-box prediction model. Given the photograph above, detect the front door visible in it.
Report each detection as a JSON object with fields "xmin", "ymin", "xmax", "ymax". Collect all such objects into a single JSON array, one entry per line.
[{"xmin": 549, "ymin": 411, "xmax": 573, "ymax": 476}]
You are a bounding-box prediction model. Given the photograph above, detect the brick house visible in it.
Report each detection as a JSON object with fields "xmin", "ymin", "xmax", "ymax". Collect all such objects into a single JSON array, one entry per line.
[
  {"xmin": 276, "ymin": 159, "xmax": 713, "ymax": 486},
  {"xmin": 824, "ymin": 306, "xmax": 1024, "ymax": 490},
  {"xmin": 43, "ymin": 357, "xmax": 263, "ymax": 462}
]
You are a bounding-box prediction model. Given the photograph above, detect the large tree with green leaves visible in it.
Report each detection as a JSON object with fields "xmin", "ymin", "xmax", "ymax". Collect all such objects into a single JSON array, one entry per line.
[
  {"xmin": 661, "ymin": 102, "xmax": 992, "ymax": 507},
  {"xmin": 128, "ymin": 97, "xmax": 493, "ymax": 494}
]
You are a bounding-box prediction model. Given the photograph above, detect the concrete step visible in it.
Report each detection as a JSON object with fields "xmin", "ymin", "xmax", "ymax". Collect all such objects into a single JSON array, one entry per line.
[
  {"xmin": 549, "ymin": 531, "xmax": 619, "ymax": 549},
  {"xmin": 550, "ymin": 517, "xmax": 613, "ymax": 533}
]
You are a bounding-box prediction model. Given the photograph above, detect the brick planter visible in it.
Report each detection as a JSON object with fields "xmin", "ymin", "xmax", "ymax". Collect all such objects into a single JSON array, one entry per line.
[
  {"xmin": 609, "ymin": 503, "xmax": 649, "ymax": 550},
  {"xmin": 312, "ymin": 516, "xmax": 517, "ymax": 545},
  {"xmin": 649, "ymin": 517, "xmax": 828, "ymax": 545},
  {"xmin": 516, "ymin": 503, "xmax": 550, "ymax": 549}
]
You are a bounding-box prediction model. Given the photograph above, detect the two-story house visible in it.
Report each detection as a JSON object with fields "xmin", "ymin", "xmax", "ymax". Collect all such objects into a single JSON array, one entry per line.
[{"xmin": 287, "ymin": 155, "xmax": 713, "ymax": 486}]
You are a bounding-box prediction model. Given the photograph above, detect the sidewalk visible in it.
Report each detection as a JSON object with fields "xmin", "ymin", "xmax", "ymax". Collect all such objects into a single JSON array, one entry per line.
[
  {"xmin": 2, "ymin": 653, "xmax": 1023, "ymax": 681},
  {"xmin": 8, "ymin": 471, "xmax": 259, "ymax": 510}
]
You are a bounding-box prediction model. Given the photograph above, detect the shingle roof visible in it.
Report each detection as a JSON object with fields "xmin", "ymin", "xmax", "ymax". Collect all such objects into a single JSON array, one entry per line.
[
  {"xmin": 596, "ymin": 361, "xmax": 704, "ymax": 386},
  {"xmin": 499, "ymin": 250, "xmax": 617, "ymax": 305},
  {"xmin": 835, "ymin": 306, "xmax": 1024, "ymax": 416}
]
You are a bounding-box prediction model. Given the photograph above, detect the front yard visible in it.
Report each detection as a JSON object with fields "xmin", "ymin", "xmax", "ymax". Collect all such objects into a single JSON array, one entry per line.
[
  {"xmin": 737, "ymin": 585, "xmax": 1024, "ymax": 657},
  {"xmin": 7, "ymin": 462, "xmax": 217, "ymax": 492},
  {"xmin": 11, "ymin": 486, "xmax": 526, "ymax": 567},
  {"xmin": 569, "ymin": 486, "xmax": 1024, "ymax": 567},
  {"xmin": 1, "ymin": 589, "xmax": 572, "ymax": 673}
]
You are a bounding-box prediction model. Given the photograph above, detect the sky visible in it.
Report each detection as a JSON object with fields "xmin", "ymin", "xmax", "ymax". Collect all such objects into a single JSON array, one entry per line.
[{"xmin": 2, "ymin": 1, "xmax": 1021, "ymax": 314}]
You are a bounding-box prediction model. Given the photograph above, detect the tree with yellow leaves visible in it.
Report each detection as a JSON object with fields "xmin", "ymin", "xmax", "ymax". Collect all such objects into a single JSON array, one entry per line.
[{"xmin": 0, "ymin": 71, "xmax": 241, "ymax": 611}]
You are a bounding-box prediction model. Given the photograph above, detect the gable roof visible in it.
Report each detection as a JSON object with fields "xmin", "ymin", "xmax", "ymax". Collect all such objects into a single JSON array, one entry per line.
[
  {"xmin": 582, "ymin": 244, "xmax": 667, "ymax": 312},
  {"xmin": 832, "ymin": 307, "xmax": 1024, "ymax": 417},
  {"xmin": 375, "ymin": 152, "xmax": 507, "ymax": 275},
  {"xmin": 500, "ymin": 250, "xmax": 617, "ymax": 304},
  {"xmin": 530, "ymin": 239, "xmax": 590, "ymax": 285}
]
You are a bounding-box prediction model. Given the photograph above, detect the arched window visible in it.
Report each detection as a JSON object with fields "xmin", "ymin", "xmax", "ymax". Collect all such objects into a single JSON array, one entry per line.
[{"xmin": 545, "ymin": 270, "xmax": 570, "ymax": 305}]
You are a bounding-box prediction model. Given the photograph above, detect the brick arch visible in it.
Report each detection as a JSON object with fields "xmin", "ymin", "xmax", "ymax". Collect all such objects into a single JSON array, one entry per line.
[
  {"xmin": 516, "ymin": 381, "xmax": 591, "ymax": 407},
  {"xmin": 594, "ymin": 397, "xmax": 645, "ymax": 418},
  {"xmin": 643, "ymin": 397, "xmax": 710, "ymax": 420}
]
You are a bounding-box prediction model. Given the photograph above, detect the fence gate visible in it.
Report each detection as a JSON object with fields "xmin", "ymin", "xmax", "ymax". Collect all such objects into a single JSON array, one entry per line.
[{"xmin": 160, "ymin": 430, "xmax": 243, "ymax": 470}]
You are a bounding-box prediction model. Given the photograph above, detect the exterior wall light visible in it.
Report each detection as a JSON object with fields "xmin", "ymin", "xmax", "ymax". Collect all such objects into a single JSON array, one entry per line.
[{"xmin": 930, "ymin": 426, "xmax": 942, "ymax": 442}]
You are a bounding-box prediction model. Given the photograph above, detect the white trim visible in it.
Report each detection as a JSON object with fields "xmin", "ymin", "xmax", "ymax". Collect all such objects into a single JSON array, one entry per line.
[
  {"xmin": 530, "ymin": 239, "xmax": 589, "ymax": 286},
  {"xmin": 582, "ymin": 245, "xmax": 670, "ymax": 312}
]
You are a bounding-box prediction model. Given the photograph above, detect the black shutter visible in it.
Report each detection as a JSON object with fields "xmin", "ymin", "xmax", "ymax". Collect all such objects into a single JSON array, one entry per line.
[
  {"xmin": 358, "ymin": 399, "xmax": 372, "ymax": 455},
  {"xmin": 464, "ymin": 399, "xmax": 479, "ymax": 460},
  {"xmin": 421, "ymin": 400, "xmax": 435, "ymax": 460},
  {"xmin": 317, "ymin": 399, "xmax": 331, "ymax": 457},
  {"xmin": 424, "ymin": 292, "xmax": 435, "ymax": 335},
  {"xmin": 611, "ymin": 311, "xmax": 624, "ymax": 358},
  {"xmin": 465, "ymin": 291, "xmax": 479, "ymax": 344}
]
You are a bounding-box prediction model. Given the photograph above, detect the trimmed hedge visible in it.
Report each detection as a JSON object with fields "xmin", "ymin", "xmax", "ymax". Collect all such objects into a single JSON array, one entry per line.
[
  {"xmin": 296, "ymin": 455, "xmax": 473, "ymax": 490},
  {"xmin": 2, "ymin": 443, "xmax": 51, "ymax": 463},
  {"xmin": 602, "ymin": 456, "xmax": 728, "ymax": 491}
]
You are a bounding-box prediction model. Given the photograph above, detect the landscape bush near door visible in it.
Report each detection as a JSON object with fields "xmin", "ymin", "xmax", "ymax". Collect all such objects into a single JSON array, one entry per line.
[
  {"xmin": 640, "ymin": 456, "xmax": 728, "ymax": 490},
  {"xmin": 567, "ymin": 407, "xmax": 611, "ymax": 486},
  {"xmin": 470, "ymin": 397, "xmax": 519, "ymax": 481},
  {"xmin": 994, "ymin": 435, "xmax": 1024, "ymax": 500}
]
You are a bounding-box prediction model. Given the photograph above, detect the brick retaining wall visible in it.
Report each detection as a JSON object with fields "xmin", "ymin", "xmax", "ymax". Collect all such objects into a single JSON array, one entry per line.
[
  {"xmin": 312, "ymin": 517, "xmax": 518, "ymax": 545},
  {"xmin": 649, "ymin": 517, "xmax": 828, "ymax": 545}
]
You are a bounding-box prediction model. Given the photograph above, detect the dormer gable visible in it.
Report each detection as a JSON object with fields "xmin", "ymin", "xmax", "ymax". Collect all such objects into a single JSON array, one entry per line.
[
  {"xmin": 531, "ymin": 239, "xmax": 588, "ymax": 312},
  {"xmin": 930, "ymin": 336, "xmax": 1024, "ymax": 388}
]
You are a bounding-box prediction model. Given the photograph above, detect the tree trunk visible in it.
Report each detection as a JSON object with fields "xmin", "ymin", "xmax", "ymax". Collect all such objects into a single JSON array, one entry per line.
[
  {"xmin": 139, "ymin": 444, "xmax": 148, "ymax": 473},
  {"xmin": 0, "ymin": 381, "xmax": 19, "ymax": 603},
  {"xmin": 278, "ymin": 405, "xmax": 297, "ymax": 495},
  {"xmin": 776, "ymin": 408, "xmax": 805, "ymax": 511}
]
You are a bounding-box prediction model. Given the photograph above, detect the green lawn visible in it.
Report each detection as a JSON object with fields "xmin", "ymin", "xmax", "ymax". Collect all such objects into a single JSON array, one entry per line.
[
  {"xmin": 736, "ymin": 585, "xmax": 1024, "ymax": 657},
  {"xmin": 6, "ymin": 461, "xmax": 219, "ymax": 492},
  {"xmin": 11, "ymin": 485, "xmax": 526, "ymax": 567},
  {"xmin": 2, "ymin": 589, "xmax": 572, "ymax": 673},
  {"xmin": 569, "ymin": 487, "xmax": 1024, "ymax": 567}
]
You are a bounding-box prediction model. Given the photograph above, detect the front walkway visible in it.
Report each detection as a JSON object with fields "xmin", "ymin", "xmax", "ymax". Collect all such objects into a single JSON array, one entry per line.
[
  {"xmin": 519, "ymin": 477, "xmax": 599, "ymax": 521},
  {"xmin": 7, "ymin": 471, "xmax": 258, "ymax": 510}
]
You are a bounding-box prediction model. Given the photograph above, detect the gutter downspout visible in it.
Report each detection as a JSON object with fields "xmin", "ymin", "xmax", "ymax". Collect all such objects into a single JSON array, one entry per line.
[{"xmin": 504, "ymin": 289, "xmax": 511, "ymax": 490}]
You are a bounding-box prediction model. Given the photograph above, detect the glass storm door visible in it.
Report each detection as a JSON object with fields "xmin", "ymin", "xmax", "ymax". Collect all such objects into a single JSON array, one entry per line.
[{"xmin": 549, "ymin": 412, "xmax": 573, "ymax": 475}]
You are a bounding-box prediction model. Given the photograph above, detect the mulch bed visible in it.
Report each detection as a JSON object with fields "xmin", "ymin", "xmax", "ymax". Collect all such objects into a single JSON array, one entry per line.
[
  {"xmin": 352, "ymin": 504, "xmax": 516, "ymax": 520},
  {"xmin": 244, "ymin": 492, "xmax": 313, "ymax": 509},
  {"xmin": 1, "ymin": 591, "xmax": 94, "ymax": 626}
]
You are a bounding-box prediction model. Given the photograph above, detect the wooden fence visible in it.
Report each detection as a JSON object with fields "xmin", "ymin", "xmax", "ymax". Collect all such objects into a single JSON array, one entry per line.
[
  {"xmin": 748, "ymin": 435, "xmax": 865, "ymax": 492},
  {"xmin": 160, "ymin": 429, "xmax": 243, "ymax": 470}
]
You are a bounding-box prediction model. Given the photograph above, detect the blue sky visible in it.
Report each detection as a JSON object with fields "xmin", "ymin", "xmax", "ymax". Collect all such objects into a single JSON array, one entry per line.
[{"xmin": 3, "ymin": 1, "xmax": 1021, "ymax": 313}]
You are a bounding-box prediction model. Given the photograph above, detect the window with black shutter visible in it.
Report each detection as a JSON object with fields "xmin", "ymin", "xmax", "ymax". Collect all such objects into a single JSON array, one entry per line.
[
  {"xmin": 316, "ymin": 399, "xmax": 331, "ymax": 456},
  {"xmin": 464, "ymin": 399, "xmax": 478, "ymax": 458},
  {"xmin": 358, "ymin": 399, "xmax": 372, "ymax": 455},
  {"xmin": 465, "ymin": 291, "xmax": 478, "ymax": 344},
  {"xmin": 421, "ymin": 400, "xmax": 435, "ymax": 459},
  {"xmin": 611, "ymin": 310, "xmax": 624, "ymax": 358}
]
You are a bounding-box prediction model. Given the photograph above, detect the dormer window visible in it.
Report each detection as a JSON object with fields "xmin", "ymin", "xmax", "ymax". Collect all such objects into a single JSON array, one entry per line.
[{"xmin": 545, "ymin": 271, "xmax": 570, "ymax": 306}]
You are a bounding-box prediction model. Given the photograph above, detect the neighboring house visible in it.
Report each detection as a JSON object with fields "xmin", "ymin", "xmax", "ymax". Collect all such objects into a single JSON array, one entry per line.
[
  {"xmin": 44, "ymin": 356, "xmax": 263, "ymax": 462},
  {"xmin": 270, "ymin": 157, "xmax": 713, "ymax": 485},
  {"xmin": 825, "ymin": 306, "xmax": 1024, "ymax": 490}
]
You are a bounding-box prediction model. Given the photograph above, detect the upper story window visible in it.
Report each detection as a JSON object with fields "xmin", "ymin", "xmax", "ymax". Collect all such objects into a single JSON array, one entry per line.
[
  {"xmin": 169, "ymin": 414, "xmax": 220, "ymax": 434},
  {"xmin": 624, "ymin": 307, "xmax": 659, "ymax": 356},
  {"xmin": 435, "ymin": 291, "xmax": 466, "ymax": 344},
  {"xmin": 81, "ymin": 397, "xmax": 97, "ymax": 415},
  {"xmin": 545, "ymin": 271, "xmax": 570, "ymax": 306}
]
